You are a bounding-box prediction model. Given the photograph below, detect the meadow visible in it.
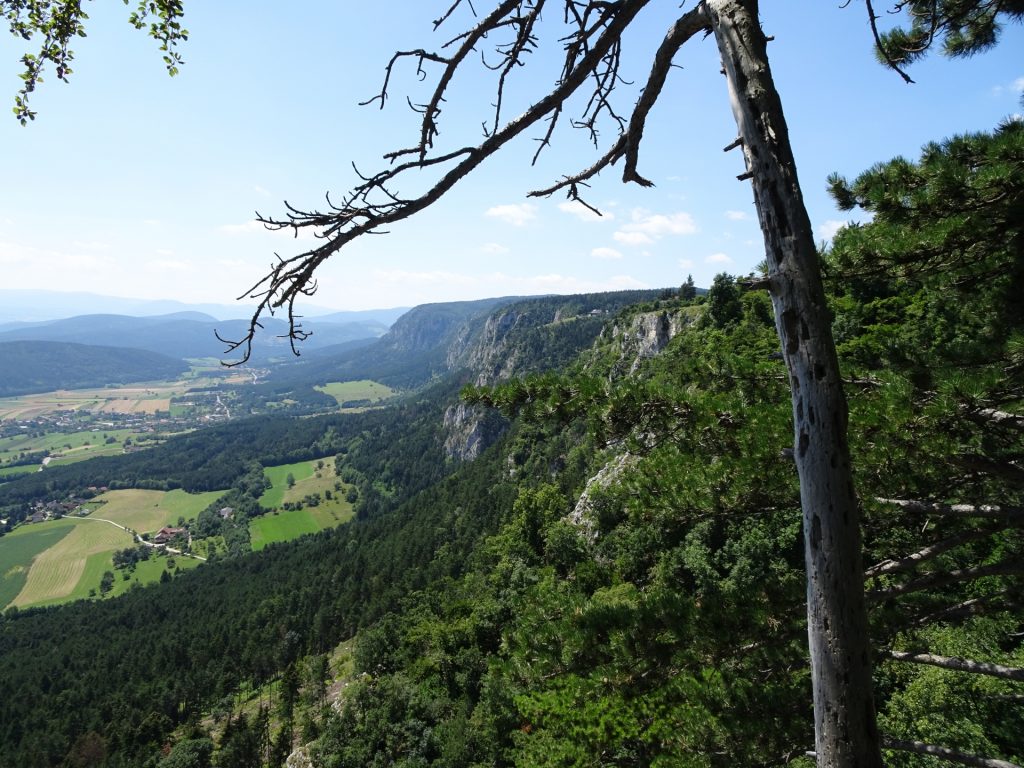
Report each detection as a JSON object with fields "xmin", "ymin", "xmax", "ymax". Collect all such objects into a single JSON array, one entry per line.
[
  {"xmin": 0, "ymin": 521, "xmax": 75, "ymax": 608},
  {"xmin": 315, "ymin": 380, "xmax": 395, "ymax": 408},
  {"xmin": 252, "ymin": 459, "xmax": 355, "ymax": 550},
  {"xmin": 0, "ymin": 487, "xmax": 223, "ymax": 610}
]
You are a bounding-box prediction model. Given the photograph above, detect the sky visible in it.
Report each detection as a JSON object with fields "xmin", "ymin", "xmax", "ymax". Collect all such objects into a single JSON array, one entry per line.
[{"xmin": 1, "ymin": 2, "xmax": 1022, "ymax": 315}]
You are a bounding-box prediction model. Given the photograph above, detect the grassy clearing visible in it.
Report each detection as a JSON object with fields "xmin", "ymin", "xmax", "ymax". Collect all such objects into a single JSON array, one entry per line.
[
  {"xmin": 250, "ymin": 510, "xmax": 323, "ymax": 550},
  {"xmin": 316, "ymin": 380, "xmax": 395, "ymax": 408},
  {"xmin": 104, "ymin": 552, "xmax": 200, "ymax": 600},
  {"xmin": 0, "ymin": 522, "xmax": 75, "ymax": 608},
  {"xmin": 252, "ymin": 459, "xmax": 355, "ymax": 549},
  {"xmin": 259, "ymin": 460, "xmax": 317, "ymax": 509},
  {"xmin": 0, "ymin": 464, "xmax": 40, "ymax": 479},
  {"xmin": 89, "ymin": 488, "xmax": 225, "ymax": 534}
]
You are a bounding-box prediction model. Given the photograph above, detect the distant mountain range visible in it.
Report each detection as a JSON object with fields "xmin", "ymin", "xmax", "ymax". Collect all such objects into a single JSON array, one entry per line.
[
  {"xmin": 0, "ymin": 311, "xmax": 394, "ymax": 363},
  {"xmin": 0, "ymin": 289, "xmax": 409, "ymax": 325},
  {"xmin": 0, "ymin": 340, "xmax": 190, "ymax": 397}
]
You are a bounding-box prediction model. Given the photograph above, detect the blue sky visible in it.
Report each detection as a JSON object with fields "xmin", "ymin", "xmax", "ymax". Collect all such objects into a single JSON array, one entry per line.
[{"xmin": 2, "ymin": 2, "xmax": 1021, "ymax": 313}]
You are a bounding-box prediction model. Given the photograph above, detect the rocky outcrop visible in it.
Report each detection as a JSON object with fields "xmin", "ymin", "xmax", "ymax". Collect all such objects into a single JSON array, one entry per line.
[
  {"xmin": 442, "ymin": 402, "xmax": 500, "ymax": 461},
  {"xmin": 606, "ymin": 308, "xmax": 693, "ymax": 376},
  {"xmin": 569, "ymin": 451, "xmax": 639, "ymax": 543}
]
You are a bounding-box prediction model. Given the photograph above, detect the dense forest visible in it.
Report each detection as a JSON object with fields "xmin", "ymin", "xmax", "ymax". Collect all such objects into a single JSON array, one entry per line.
[{"xmin": 0, "ymin": 124, "xmax": 1021, "ymax": 766}]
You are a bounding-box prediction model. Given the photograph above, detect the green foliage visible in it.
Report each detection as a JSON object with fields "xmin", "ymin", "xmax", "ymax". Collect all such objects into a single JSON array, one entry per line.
[
  {"xmin": 159, "ymin": 738, "xmax": 214, "ymax": 768},
  {"xmin": 703, "ymin": 273, "xmax": 743, "ymax": 329},
  {"xmin": 4, "ymin": 0, "xmax": 188, "ymax": 123},
  {"xmin": 874, "ymin": 0, "xmax": 1024, "ymax": 70}
]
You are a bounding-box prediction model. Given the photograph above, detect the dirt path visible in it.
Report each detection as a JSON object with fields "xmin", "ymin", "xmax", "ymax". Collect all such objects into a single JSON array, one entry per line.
[{"xmin": 76, "ymin": 516, "xmax": 207, "ymax": 562}]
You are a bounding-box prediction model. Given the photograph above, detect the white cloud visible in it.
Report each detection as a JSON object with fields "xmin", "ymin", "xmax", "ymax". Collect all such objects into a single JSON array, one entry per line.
[
  {"xmin": 155, "ymin": 248, "xmax": 175, "ymax": 257},
  {"xmin": 371, "ymin": 268, "xmax": 646, "ymax": 296},
  {"xmin": 623, "ymin": 209, "xmax": 697, "ymax": 236},
  {"xmin": 678, "ymin": 258, "xmax": 694, "ymax": 268},
  {"xmin": 253, "ymin": 184, "xmax": 272, "ymax": 197},
  {"xmin": 375, "ymin": 269, "xmax": 479, "ymax": 285},
  {"xmin": 725, "ymin": 210, "xmax": 749, "ymax": 221},
  {"xmin": 591, "ymin": 247, "xmax": 623, "ymax": 260},
  {"xmin": 817, "ymin": 219, "xmax": 846, "ymax": 241},
  {"xmin": 485, "ymin": 203, "xmax": 537, "ymax": 226},
  {"xmin": 1013, "ymin": 76, "xmax": 1024, "ymax": 93},
  {"xmin": 706, "ymin": 252, "xmax": 733, "ymax": 264},
  {"xmin": 558, "ymin": 200, "xmax": 613, "ymax": 222},
  {"xmin": 148, "ymin": 259, "xmax": 191, "ymax": 272},
  {"xmin": 613, "ymin": 231, "xmax": 654, "ymax": 246},
  {"xmin": 221, "ymin": 221, "xmax": 268, "ymax": 236},
  {"xmin": 480, "ymin": 242, "xmax": 510, "ymax": 254},
  {"xmin": 612, "ymin": 208, "xmax": 697, "ymax": 247}
]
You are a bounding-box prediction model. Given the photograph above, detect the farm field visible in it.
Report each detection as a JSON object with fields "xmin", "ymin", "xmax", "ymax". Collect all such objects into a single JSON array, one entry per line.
[
  {"xmin": 89, "ymin": 488, "xmax": 225, "ymax": 534},
  {"xmin": 0, "ymin": 369, "xmax": 249, "ymax": 421},
  {"xmin": 252, "ymin": 459, "xmax": 355, "ymax": 549},
  {"xmin": 9, "ymin": 517, "xmax": 133, "ymax": 608},
  {"xmin": 0, "ymin": 520, "xmax": 76, "ymax": 608},
  {"xmin": 0, "ymin": 427, "xmax": 137, "ymax": 471},
  {"xmin": 315, "ymin": 380, "xmax": 395, "ymax": 408},
  {"xmin": 0, "ymin": 488, "xmax": 223, "ymax": 610}
]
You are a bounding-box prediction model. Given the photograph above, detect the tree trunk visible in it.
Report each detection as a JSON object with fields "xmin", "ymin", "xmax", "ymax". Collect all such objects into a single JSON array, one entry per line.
[{"xmin": 704, "ymin": 2, "xmax": 882, "ymax": 765}]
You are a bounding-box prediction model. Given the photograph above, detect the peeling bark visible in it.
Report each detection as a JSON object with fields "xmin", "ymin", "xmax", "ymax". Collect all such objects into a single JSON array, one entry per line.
[{"xmin": 704, "ymin": 1, "xmax": 881, "ymax": 765}]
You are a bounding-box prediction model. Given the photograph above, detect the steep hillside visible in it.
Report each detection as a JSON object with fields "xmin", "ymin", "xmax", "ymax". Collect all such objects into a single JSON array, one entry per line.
[
  {"xmin": 0, "ymin": 340, "xmax": 189, "ymax": 396},
  {"xmin": 272, "ymin": 290, "xmax": 668, "ymax": 392}
]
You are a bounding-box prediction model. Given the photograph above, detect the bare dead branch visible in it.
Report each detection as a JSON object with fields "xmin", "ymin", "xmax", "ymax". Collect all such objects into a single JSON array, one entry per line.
[
  {"xmin": 863, "ymin": 0, "xmax": 915, "ymax": 83},
  {"xmin": 885, "ymin": 650, "xmax": 1024, "ymax": 681},
  {"xmin": 912, "ymin": 590, "xmax": 1012, "ymax": 627},
  {"xmin": 883, "ymin": 737, "xmax": 1021, "ymax": 768},
  {"xmin": 954, "ymin": 455, "xmax": 1024, "ymax": 488},
  {"xmin": 966, "ymin": 407, "xmax": 1024, "ymax": 430},
  {"xmin": 529, "ymin": 4, "xmax": 712, "ymax": 202},
  {"xmin": 868, "ymin": 560, "xmax": 1024, "ymax": 603},
  {"xmin": 221, "ymin": 0, "xmax": 657, "ymax": 364},
  {"xmin": 875, "ymin": 498, "xmax": 1024, "ymax": 522},
  {"xmin": 864, "ymin": 526, "xmax": 1000, "ymax": 580}
]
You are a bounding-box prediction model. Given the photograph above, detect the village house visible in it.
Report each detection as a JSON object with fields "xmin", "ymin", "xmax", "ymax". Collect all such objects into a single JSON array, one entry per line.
[{"xmin": 153, "ymin": 526, "xmax": 186, "ymax": 545}]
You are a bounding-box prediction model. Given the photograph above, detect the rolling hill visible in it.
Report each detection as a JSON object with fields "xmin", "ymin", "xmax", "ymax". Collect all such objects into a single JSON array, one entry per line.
[{"xmin": 0, "ymin": 340, "xmax": 190, "ymax": 397}]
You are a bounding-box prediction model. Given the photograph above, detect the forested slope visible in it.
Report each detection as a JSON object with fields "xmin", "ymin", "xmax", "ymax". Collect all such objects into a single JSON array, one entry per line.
[
  {"xmin": 0, "ymin": 126, "xmax": 1020, "ymax": 768},
  {"xmin": 0, "ymin": 340, "xmax": 188, "ymax": 396}
]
